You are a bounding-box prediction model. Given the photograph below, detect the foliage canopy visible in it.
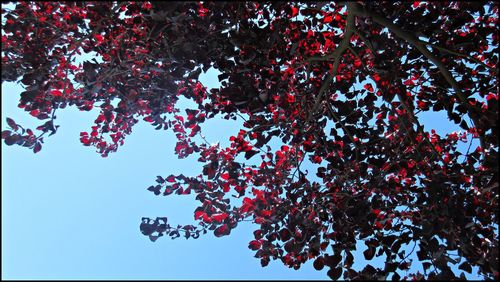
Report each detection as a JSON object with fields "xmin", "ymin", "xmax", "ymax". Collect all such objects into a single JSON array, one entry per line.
[{"xmin": 2, "ymin": 1, "xmax": 498, "ymax": 280}]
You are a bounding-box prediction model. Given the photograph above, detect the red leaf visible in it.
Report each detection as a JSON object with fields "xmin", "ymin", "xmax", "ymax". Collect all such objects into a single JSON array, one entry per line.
[
  {"xmin": 364, "ymin": 83, "xmax": 374, "ymax": 92},
  {"xmin": 174, "ymin": 115, "xmax": 184, "ymax": 123},
  {"xmin": 248, "ymin": 240, "xmax": 261, "ymax": 250},
  {"xmin": 142, "ymin": 2, "xmax": 152, "ymax": 10},
  {"xmin": 50, "ymin": 90, "xmax": 63, "ymax": 97},
  {"xmin": 403, "ymin": 79, "xmax": 413, "ymax": 86},
  {"xmin": 291, "ymin": 6, "xmax": 298, "ymax": 17},
  {"xmin": 166, "ymin": 175, "xmax": 176, "ymax": 182},
  {"xmin": 235, "ymin": 185, "xmax": 245, "ymax": 195},
  {"xmin": 253, "ymin": 230, "xmax": 262, "ymax": 239},
  {"xmin": 486, "ymin": 93, "xmax": 498, "ymax": 101},
  {"xmin": 202, "ymin": 213, "xmax": 212, "ymax": 223},
  {"xmin": 189, "ymin": 124, "xmax": 201, "ymax": 137},
  {"xmin": 241, "ymin": 197, "xmax": 255, "ymax": 213},
  {"xmin": 312, "ymin": 155, "xmax": 322, "ymax": 164},
  {"xmin": 221, "ymin": 172, "xmax": 230, "ymax": 180},
  {"xmin": 323, "ymin": 15, "xmax": 333, "ymax": 23},
  {"xmin": 194, "ymin": 211, "xmax": 205, "ymax": 220},
  {"xmin": 417, "ymin": 101, "xmax": 427, "ymax": 109},
  {"xmin": 255, "ymin": 217, "xmax": 265, "ymax": 224},
  {"xmin": 279, "ymin": 228, "xmax": 291, "ymax": 241},
  {"xmin": 212, "ymin": 213, "xmax": 228, "ymax": 223},
  {"xmin": 214, "ymin": 224, "xmax": 230, "ymax": 237},
  {"xmin": 30, "ymin": 109, "xmax": 40, "ymax": 117},
  {"xmin": 94, "ymin": 34, "xmax": 104, "ymax": 43},
  {"xmin": 260, "ymin": 209, "xmax": 272, "ymax": 217},
  {"xmin": 221, "ymin": 182, "xmax": 230, "ymax": 192},
  {"xmin": 320, "ymin": 242, "xmax": 328, "ymax": 251}
]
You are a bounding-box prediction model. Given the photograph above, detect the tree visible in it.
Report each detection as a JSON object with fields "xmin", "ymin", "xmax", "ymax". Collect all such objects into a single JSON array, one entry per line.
[{"xmin": 2, "ymin": 1, "xmax": 498, "ymax": 280}]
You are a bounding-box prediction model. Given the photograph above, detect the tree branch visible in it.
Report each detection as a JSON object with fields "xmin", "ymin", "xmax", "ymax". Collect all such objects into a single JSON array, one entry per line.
[
  {"xmin": 350, "ymin": 3, "xmax": 486, "ymax": 157},
  {"xmin": 354, "ymin": 29, "xmax": 376, "ymax": 55},
  {"xmin": 306, "ymin": 3, "xmax": 356, "ymax": 122},
  {"xmin": 421, "ymin": 40, "xmax": 498, "ymax": 76}
]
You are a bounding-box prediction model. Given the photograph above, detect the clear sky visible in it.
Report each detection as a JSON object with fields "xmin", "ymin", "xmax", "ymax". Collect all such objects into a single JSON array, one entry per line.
[{"xmin": 1, "ymin": 3, "xmax": 484, "ymax": 280}]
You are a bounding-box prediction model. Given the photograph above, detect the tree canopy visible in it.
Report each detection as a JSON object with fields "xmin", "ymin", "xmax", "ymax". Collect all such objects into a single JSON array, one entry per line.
[{"xmin": 2, "ymin": 1, "xmax": 498, "ymax": 280}]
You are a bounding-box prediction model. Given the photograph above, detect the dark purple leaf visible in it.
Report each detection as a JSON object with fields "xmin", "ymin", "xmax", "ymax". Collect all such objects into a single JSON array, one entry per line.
[
  {"xmin": 327, "ymin": 267, "xmax": 342, "ymax": 280},
  {"xmin": 33, "ymin": 142, "xmax": 42, "ymax": 153},
  {"xmin": 6, "ymin": 118, "xmax": 18, "ymax": 131}
]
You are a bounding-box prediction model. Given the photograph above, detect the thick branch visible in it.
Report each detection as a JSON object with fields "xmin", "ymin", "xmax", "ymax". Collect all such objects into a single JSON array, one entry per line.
[{"xmin": 307, "ymin": 3, "xmax": 356, "ymax": 121}]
